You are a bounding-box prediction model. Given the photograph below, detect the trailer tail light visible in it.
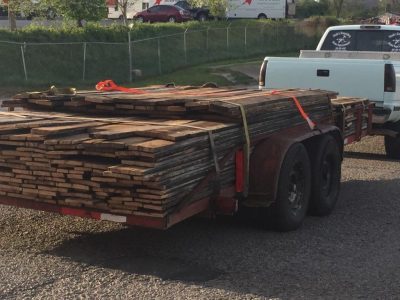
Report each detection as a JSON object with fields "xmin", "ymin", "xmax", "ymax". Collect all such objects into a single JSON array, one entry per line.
[
  {"xmin": 384, "ymin": 64, "xmax": 396, "ymax": 92},
  {"xmin": 259, "ymin": 60, "xmax": 267, "ymax": 89}
]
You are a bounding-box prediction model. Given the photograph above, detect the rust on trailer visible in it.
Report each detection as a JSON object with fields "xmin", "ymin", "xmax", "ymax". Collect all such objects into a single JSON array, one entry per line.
[
  {"xmin": 245, "ymin": 122, "xmax": 342, "ymax": 208},
  {"xmin": 0, "ymin": 187, "xmax": 238, "ymax": 230}
]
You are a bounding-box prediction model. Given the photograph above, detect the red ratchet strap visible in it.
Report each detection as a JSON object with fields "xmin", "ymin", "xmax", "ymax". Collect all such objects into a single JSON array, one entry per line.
[
  {"xmin": 96, "ymin": 80, "xmax": 146, "ymax": 94},
  {"xmin": 271, "ymin": 90, "xmax": 317, "ymax": 130}
]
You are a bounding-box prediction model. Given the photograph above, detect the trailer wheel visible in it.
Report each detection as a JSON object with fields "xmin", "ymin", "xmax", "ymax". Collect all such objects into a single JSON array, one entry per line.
[
  {"xmin": 269, "ymin": 143, "xmax": 311, "ymax": 231},
  {"xmin": 309, "ymin": 135, "xmax": 341, "ymax": 216}
]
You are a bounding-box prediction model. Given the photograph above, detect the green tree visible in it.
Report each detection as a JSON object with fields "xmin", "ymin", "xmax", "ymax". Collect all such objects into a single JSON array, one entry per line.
[
  {"xmin": 384, "ymin": 0, "xmax": 400, "ymax": 13},
  {"xmin": 54, "ymin": 0, "xmax": 107, "ymax": 27},
  {"xmin": 331, "ymin": 0, "xmax": 344, "ymax": 17},
  {"xmin": 343, "ymin": 0, "xmax": 379, "ymax": 19},
  {"xmin": 188, "ymin": 0, "xmax": 227, "ymax": 19},
  {"xmin": 296, "ymin": 0, "xmax": 331, "ymax": 18},
  {"xmin": 2, "ymin": 0, "xmax": 47, "ymax": 30},
  {"xmin": 115, "ymin": 0, "xmax": 138, "ymax": 26}
]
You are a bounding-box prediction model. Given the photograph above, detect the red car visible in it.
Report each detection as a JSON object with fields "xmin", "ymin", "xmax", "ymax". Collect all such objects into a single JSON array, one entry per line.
[{"xmin": 134, "ymin": 5, "xmax": 192, "ymax": 23}]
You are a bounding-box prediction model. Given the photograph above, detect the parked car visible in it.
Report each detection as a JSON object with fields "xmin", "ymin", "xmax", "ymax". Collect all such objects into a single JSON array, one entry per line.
[
  {"xmin": 174, "ymin": 0, "xmax": 210, "ymax": 21},
  {"xmin": 134, "ymin": 5, "xmax": 191, "ymax": 23}
]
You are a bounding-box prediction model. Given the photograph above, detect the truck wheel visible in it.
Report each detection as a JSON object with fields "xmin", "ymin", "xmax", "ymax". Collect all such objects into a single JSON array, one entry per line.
[
  {"xmin": 384, "ymin": 135, "xmax": 400, "ymax": 159},
  {"xmin": 258, "ymin": 13, "xmax": 267, "ymax": 19},
  {"xmin": 309, "ymin": 135, "xmax": 341, "ymax": 216},
  {"xmin": 198, "ymin": 13, "xmax": 207, "ymax": 22},
  {"xmin": 269, "ymin": 143, "xmax": 311, "ymax": 231}
]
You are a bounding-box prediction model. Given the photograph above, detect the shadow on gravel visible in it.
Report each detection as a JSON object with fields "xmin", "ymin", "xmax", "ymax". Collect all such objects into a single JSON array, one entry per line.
[
  {"xmin": 43, "ymin": 217, "xmax": 249, "ymax": 283},
  {"xmin": 44, "ymin": 178, "xmax": 400, "ymax": 298},
  {"xmin": 344, "ymin": 151, "xmax": 397, "ymax": 162}
]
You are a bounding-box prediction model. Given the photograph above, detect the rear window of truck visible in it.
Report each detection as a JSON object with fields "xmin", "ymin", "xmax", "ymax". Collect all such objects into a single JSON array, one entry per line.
[{"xmin": 321, "ymin": 30, "xmax": 400, "ymax": 52}]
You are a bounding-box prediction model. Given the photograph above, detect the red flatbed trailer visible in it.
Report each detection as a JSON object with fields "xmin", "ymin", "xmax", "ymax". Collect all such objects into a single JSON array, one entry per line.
[{"xmin": 0, "ymin": 89, "xmax": 375, "ymax": 231}]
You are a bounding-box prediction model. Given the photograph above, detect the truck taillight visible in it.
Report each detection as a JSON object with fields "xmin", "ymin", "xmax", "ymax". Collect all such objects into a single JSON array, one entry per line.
[
  {"xmin": 384, "ymin": 64, "xmax": 396, "ymax": 92},
  {"xmin": 259, "ymin": 60, "xmax": 267, "ymax": 89}
]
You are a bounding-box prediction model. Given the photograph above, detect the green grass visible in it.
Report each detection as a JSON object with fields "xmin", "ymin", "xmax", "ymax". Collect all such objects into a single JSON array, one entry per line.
[
  {"xmin": 0, "ymin": 53, "xmax": 300, "ymax": 96},
  {"xmin": 131, "ymin": 65, "xmax": 256, "ymax": 87}
]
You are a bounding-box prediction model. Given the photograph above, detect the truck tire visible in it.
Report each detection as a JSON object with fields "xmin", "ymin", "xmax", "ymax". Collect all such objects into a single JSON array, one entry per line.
[
  {"xmin": 197, "ymin": 13, "xmax": 207, "ymax": 22},
  {"xmin": 268, "ymin": 143, "xmax": 311, "ymax": 231},
  {"xmin": 309, "ymin": 135, "xmax": 341, "ymax": 216},
  {"xmin": 384, "ymin": 135, "xmax": 400, "ymax": 159},
  {"xmin": 258, "ymin": 13, "xmax": 267, "ymax": 19}
]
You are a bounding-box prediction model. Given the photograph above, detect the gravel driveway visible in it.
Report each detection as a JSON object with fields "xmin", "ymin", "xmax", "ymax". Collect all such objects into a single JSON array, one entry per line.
[{"xmin": 0, "ymin": 133, "xmax": 400, "ymax": 298}]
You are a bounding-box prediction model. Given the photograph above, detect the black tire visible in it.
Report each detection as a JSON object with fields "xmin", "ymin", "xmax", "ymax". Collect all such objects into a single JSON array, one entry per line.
[
  {"xmin": 258, "ymin": 13, "xmax": 267, "ymax": 19},
  {"xmin": 168, "ymin": 16, "xmax": 176, "ymax": 23},
  {"xmin": 268, "ymin": 143, "xmax": 311, "ymax": 231},
  {"xmin": 384, "ymin": 135, "xmax": 400, "ymax": 159},
  {"xmin": 198, "ymin": 13, "xmax": 207, "ymax": 22},
  {"xmin": 309, "ymin": 135, "xmax": 341, "ymax": 216}
]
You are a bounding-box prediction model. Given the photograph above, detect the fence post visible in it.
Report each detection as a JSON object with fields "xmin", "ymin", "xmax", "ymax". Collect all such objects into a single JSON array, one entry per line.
[
  {"xmin": 261, "ymin": 23, "xmax": 267, "ymax": 53},
  {"xmin": 244, "ymin": 23, "xmax": 248, "ymax": 55},
  {"xmin": 226, "ymin": 23, "xmax": 232, "ymax": 51},
  {"xmin": 128, "ymin": 31, "xmax": 133, "ymax": 82},
  {"xmin": 206, "ymin": 26, "xmax": 210, "ymax": 61},
  {"xmin": 157, "ymin": 38, "xmax": 162, "ymax": 75},
  {"xmin": 82, "ymin": 42, "xmax": 87, "ymax": 81},
  {"xmin": 20, "ymin": 42, "xmax": 28, "ymax": 81},
  {"xmin": 184, "ymin": 28, "xmax": 188, "ymax": 65}
]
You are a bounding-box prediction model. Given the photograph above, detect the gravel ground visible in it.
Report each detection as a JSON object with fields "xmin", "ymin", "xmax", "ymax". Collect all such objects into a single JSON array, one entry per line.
[{"xmin": 1, "ymin": 135, "xmax": 400, "ymax": 299}]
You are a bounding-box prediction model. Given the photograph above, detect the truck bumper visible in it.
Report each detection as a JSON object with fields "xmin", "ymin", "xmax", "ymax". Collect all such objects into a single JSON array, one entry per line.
[{"xmin": 372, "ymin": 106, "xmax": 392, "ymax": 124}]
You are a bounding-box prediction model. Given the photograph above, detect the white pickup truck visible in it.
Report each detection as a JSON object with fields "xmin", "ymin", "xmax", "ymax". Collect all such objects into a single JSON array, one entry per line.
[{"xmin": 259, "ymin": 24, "xmax": 400, "ymax": 158}]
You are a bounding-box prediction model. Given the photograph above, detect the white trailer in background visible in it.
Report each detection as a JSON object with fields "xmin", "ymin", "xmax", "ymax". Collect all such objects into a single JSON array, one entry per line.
[
  {"xmin": 108, "ymin": 1, "xmax": 144, "ymax": 19},
  {"xmin": 226, "ymin": 0, "xmax": 293, "ymax": 19}
]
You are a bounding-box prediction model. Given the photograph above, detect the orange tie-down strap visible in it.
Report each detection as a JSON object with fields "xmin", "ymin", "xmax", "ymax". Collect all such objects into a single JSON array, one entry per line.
[
  {"xmin": 271, "ymin": 90, "xmax": 317, "ymax": 130},
  {"xmin": 96, "ymin": 80, "xmax": 146, "ymax": 94}
]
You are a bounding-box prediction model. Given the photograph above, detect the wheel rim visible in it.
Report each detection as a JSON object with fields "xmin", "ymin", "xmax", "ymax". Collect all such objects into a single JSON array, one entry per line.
[
  {"xmin": 169, "ymin": 17, "xmax": 175, "ymax": 22},
  {"xmin": 137, "ymin": 17, "xmax": 143, "ymax": 23},
  {"xmin": 199, "ymin": 15, "xmax": 206, "ymax": 21},
  {"xmin": 287, "ymin": 162, "xmax": 306, "ymax": 215}
]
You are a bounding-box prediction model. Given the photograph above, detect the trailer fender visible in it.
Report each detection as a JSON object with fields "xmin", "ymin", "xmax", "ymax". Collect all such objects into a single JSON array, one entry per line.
[{"xmin": 245, "ymin": 124, "xmax": 342, "ymax": 207}]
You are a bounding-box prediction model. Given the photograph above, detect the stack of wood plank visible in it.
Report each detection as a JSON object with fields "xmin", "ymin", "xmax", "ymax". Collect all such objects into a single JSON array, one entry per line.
[
  {"xmin": 331, "ymin": 97, "xmax": 370, "ymax": 138},
  {"xmin": 0, "ymin": 87, "xmax": 335, "ymax": 218}
]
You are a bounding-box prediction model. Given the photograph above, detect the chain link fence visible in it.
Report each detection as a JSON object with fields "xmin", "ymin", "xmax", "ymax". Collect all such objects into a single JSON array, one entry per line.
[{"xmin": 0, "ymin": 22, "xmax": 319, "ymax": 85}]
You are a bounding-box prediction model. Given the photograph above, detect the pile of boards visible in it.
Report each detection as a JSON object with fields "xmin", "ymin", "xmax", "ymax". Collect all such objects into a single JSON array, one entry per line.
[
  {"xmin": 0, "ymin": 87, "xmax": 334, "ymax": 218},
  {"xmin": 331, "ymin": 97, "xmax": 371, "ymax": 138}
]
